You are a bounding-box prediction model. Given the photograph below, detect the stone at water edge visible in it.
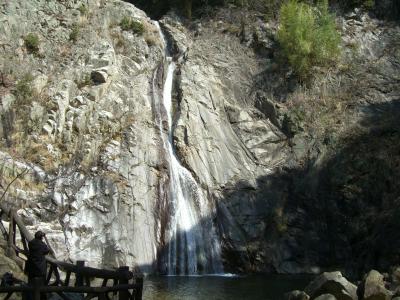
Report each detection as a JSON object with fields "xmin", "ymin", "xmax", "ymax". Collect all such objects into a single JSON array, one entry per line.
[
  {"xmin": 304, "ymin": 271, "xmax": 357, "ymax": 300},
  {"xmin": 0, "ymin": 241, "xmax": 25, "ymax": 281},
  {"xmin": 314, "ymin": 294, "xmax": 337, "ymax": 300},
  {"xmin": 284, "ymin": 290, "xmax": 310, "ymax": 300},
  {"xmin": 360, "ymin": 270, "xmax": 392, "ymax": 300},
  {"xmin": 392, "ymin": 267, "xmax": 400, "ymax": 285}
]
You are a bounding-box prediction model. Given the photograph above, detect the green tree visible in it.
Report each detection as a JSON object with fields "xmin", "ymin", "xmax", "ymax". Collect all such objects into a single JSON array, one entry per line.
[{"xmin": 277, "ymin": 0, "xmax": 340, "ymax": 79}]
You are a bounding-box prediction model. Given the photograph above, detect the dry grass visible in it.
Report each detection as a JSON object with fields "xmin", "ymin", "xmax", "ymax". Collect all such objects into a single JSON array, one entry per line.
[
  {"xmin": 284, "ymin": 66, "xmax": 359, "ymax": 145},
  {"xmin": 143, "ymin": 21, "xmax": 162, "ymax": 48}
]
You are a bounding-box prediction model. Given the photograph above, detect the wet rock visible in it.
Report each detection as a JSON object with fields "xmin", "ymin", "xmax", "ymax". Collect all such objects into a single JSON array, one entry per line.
[
  {"xmin": 304, "ymin": 272, "xmax": 357, "ymax": 300},
  {"xmin": 392, "ymin": 267, "xmax": 400, "ymax": 285},
  {"xmin": 360, "ymin": 270, "xmax": 392, "ymax": 300},
  {"xmin": 284, "ymin": 290, "xmax": 310, "ymax": 300},
  {"xmin": 0, "ymin": 240, "xmax": 25, "ymax": 281},
  {"xmin": 314, "ymin": 294, "xmax": 337, "ymax": 300}
]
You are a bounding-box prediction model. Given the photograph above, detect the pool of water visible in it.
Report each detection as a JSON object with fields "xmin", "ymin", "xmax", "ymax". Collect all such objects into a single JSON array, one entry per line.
[{"xmin": 143, "ymin": 274, "xmax": 312, "ymax": 300}]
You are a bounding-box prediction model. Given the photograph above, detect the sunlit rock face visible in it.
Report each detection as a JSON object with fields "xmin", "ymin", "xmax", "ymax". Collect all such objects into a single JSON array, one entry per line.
[
  {"xmin": 0, "ymin": 0, "xmax": 165, "ymax": 272},
  {"xmin": 0, "ymin": 0, "xmax": 289, "ymax": 274},
  {"xmin": 158, "ymin": 16, "xmax": 291, "ymax": 273},
  {"xmin": 1, "ymin": 0, "xmax": 399, "ymax": 276}
]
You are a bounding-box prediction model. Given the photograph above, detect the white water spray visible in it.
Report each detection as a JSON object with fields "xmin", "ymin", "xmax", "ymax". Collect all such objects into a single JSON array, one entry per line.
[{"xmin": 153, "ymin": 22, "xmax": 223, "ymax": 275}]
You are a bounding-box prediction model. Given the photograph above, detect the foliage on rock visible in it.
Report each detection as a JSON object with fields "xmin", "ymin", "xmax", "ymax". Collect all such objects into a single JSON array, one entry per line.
[
  {"xmin": 69, "ymin": 23, "xmax": 80, "ymax": 43},
  {"xmin": 119, "ymin": 16, "xmax": 144, "ymax": 35},
  {"xmin": 13, "ymin": 74, "xmax": 34, "ymax": 107},
  {"xmin": 277, "ymin": 0, "xmax": 340, "ymax": 79},
  {"xmin": 24, "ymin": 33, "xmax": 40, "ymax": 55}
]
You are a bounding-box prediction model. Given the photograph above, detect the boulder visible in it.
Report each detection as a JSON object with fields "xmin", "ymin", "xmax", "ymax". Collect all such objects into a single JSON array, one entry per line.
[
  {"xmin": 0, "ymin": 240, "xmax": 26, "ymax": 281},
  {"xmin": 360, "ymin": 270, "xmax": 392, "ymax": 300},
  {"xmin": 90, "ymin": 69, "xmax": 108, "ymax": 84},
  {"xmin": 304, "ymin": 271, "xmax": 357, "ymax": 300},
  {"xmin": 314, "ymin": 294, "xmax": 337, "ymax": 300},
  {"xmin": 392, "ymin": 267, "xmax": 400, "ymax": 284},
  {"xmin": 284, "ymin": 290, "xmax": 310, "ymax": 300}
]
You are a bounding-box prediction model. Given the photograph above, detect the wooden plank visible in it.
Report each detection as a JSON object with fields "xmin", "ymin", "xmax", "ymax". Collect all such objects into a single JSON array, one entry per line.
[
  {"xmin": 46, "ymin": 257, "xmax": 133, "ymax": 280},
  {"xmin": 7, "ymin": 214, "xmax": 14, "ymax": 257},
  {"xmin": 20, "ymin": 229, "xmax": 28, "ymax": 253},
  {"xmin": 101, "ymin": 278, "xmax": 108, "ymax": 287},
  {"xmin": 56, "ymin": 292, "xmax": 74, "ymax": 300},
  {"xmin": 98, "ymin": 293, "xmax": 107, "ymax": 300},
  {"xmin": 12, "ymin": 215, "xmax": 16, "ymax": 245},
  {"xmin": 0, "ymin": 283, "xmax": 141, "ymax": 294},
  {"xmin": 64, "ymin": 271, "xmax": 71, "ymax": 286},
  {"xmin": 75, "ymin": 260, "xmax": 85, "ymax": 286},
  {"xmin": 0, "ymin": 203, "xmax": 33, "ymax": 241},
  {"xmin": 0, "ymin": 212, "xmax": 9, "ymax": 240},
  {"xmin": 134, "ymin": 277, "xmax": 143, "ymax": 300},
  {"xmin": 38, "ymin": 283, "xmax": 140, "ymax": 293},
  {"xmin": 85, "ymin": 276, "xmax": 91, "ymax": 287},
  {"xmin": 4, "ymin": 292, "xmax": 13, "ymax": 300},
  {"xmin": 0, "ymin": 286, "xmax": 32, "ymax": 293},
  {"xmin": 118, "ymin": 267, "xmax": 129, "ymax": 300}
]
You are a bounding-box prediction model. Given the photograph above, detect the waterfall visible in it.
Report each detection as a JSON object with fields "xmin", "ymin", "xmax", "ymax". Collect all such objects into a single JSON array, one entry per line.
[{"xmin": 153, "ymin": 22, "xmax": 223, "ymax": 275}]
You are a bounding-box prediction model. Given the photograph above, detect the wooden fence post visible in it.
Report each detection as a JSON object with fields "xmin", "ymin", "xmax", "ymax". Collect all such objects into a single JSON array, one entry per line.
[
  {"xmin": 7, "ymin": 214, "xmax": 15, "ymax": 257},
  {"xmin": 75, "ymin": 260, "xmax": 85, "ymax": 286},
  {"xmin": 118, "ymin": 266, "xmax": 129, "ymax": 300},
  {"xmin": 33, "ymin": 277, "xmax": 44, "ymax": 300},
  {"xmin": 98, "ymin": 293, "xmax": 107, "ymax": 300},
  {"xmin": 135, "ymin": 277, "xmax": 143, "ymax": 300}
]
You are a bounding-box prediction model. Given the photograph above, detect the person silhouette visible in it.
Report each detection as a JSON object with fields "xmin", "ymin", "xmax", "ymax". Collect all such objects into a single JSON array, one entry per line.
[{"xmin": 25, "ymin": 231, "xmax": 50, "ymax": 285}]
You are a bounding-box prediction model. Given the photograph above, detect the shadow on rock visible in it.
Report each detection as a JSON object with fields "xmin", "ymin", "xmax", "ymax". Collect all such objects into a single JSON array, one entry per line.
[{"xmin": 216, "ymin": 99, "xmax": 400, "ymax": 277}]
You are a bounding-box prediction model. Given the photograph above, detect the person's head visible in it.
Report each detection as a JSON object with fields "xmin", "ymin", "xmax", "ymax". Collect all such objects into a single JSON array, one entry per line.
[{"xmin": 34, "ymin": 231, "xmax": 45, "ymax": 240}]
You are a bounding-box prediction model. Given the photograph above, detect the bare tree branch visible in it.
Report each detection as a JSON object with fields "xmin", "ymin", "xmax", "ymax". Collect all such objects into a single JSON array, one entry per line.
[{"xmin": 0, "ymin": 167, "xmax": 29, "ymax": 202}]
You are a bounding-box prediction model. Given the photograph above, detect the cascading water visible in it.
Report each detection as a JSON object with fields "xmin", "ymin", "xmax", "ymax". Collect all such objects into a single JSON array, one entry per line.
[{"xmin": 153, "ymin": 22, "xmax": 223, "ymax": 275}]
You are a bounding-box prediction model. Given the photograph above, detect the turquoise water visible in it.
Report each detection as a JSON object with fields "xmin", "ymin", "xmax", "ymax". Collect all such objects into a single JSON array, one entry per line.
[{"xmin": 143, "ymin": 274, "xmax": 312, "ymax": 300}]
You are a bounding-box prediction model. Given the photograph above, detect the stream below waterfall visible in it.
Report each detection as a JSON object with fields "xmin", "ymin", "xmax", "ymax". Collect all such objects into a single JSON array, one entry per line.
[{"xmin": 143, "ymin": 275, "xmax": 312, "ymax": 300}]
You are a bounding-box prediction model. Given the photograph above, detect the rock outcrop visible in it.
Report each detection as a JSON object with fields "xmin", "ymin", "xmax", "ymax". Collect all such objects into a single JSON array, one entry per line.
[
  {"xmin": 285, "ymin": 290, "xmax": 310, "ymax": 300},
  {"xmin": 289, "ymin": 269, "xmax": 400, "ymax": 300},
  {"xmin": 0, "ymin": 240, "xmax": 25, "ymax": 281},
  {"xmin": 314, "ymin": 295, "xmax": 337, "ymax": 300},
  {"xmin": 304, "ymin": 272, "xmax": 357, "ymax": 300},
  {"xmin": 359, "ymin": 270, "xmax": 392, "ymax": 300},
  {"xmin": 0, "ymin": 0, "xmax": 399, "ymax": 275},
  {"xmin": 0, "ymin": 0, "xmax": 165, "ymax": 271}
]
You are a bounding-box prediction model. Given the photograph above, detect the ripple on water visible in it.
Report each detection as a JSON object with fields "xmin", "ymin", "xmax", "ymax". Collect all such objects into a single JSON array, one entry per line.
[{"xmin": 143, "ymin": 274, "xmax": 312, "ymax": 300}]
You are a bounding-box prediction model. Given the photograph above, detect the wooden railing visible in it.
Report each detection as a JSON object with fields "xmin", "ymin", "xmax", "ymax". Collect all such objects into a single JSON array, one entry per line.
[{"xmin": 0, "ymin": 202, "xmax": 143, "ymax": 300}]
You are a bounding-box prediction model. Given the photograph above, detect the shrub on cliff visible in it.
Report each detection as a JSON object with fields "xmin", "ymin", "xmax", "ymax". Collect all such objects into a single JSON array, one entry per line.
[
  {"xmin": 277, "ymin": 0, "xmax": 340, "ymax": 79},
  {"xmin": 69, "ymin": 23, "xmax": 80, "ymax": 43},
  {"xmin": 14, "ymin": 74, "xmax": 34, "ymax": 106},
  {"xmin": 120, "ymin": 17, "xmax": 144, "ymax": 35},
  {"xmin": 23, "ymin": 33, "xmax": 39, "ymax": 55}
]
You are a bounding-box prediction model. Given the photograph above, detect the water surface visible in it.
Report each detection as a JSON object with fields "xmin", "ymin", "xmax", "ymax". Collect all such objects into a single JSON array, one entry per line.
[{"xmin": 143, "ymin": 274, "xmax": 312, "ymax": 300}]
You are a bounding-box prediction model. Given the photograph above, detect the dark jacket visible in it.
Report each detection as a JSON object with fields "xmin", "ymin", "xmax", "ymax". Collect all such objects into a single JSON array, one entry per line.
[{"xmin": 26, "ymin": 238, "xmax": 50, "ymax": 278}]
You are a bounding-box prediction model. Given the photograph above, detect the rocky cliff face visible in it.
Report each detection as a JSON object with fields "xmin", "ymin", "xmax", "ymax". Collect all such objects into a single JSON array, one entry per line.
[
  {"xmin": 0, "ymin": 0, "xmax": 399, "ymax": 276},
  {"xmin": 159, "ymin": 9, "xmax": 400, "ymax": 275},
  {"xmin": 0, "ymin": 0, "xmax": 166, "ymax": 272}
]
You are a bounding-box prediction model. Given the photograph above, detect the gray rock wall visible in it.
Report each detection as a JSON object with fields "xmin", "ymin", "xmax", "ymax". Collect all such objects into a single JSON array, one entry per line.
[
  {"xmin": 0, "ymin": 0, "xmax": 166, "ymax": 271},
  {"xmin": 1, "ymin": 0, "xmax": 399, "ymax": 275}
]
